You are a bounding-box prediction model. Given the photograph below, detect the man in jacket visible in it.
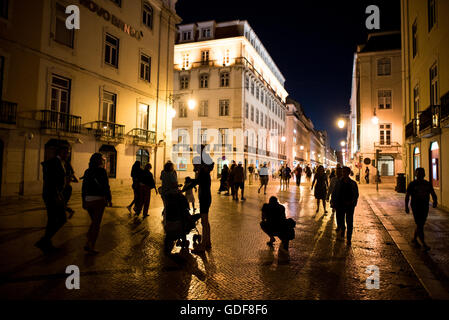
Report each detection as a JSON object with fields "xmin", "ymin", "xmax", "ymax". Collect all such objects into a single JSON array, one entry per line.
[
  {"xmin": 233, "ymin": 162, "xmax": 246, "ymax": 201},
  {"xmin": 331, "ymin": 166, "xmax": 359, "ymax": 245},
  {"xmin": 35, "ymin": 142, "xmax": 70, "ymax": 253}
]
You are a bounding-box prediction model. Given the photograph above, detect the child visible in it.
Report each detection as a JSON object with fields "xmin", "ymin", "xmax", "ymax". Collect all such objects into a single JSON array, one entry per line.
[{"xmin": 184, "ymin": 177, "xmax": 197, "ymax": 212}]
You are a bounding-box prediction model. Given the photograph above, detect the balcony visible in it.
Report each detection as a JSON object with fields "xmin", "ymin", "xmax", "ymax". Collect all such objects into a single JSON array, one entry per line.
[
  {"xmin": 84, "ymin": 121, "xmax": 124, "ymax": 141},
  {"xmin": 419, "ymin": 105, "xmax": 441, "ymax": 138},
  {"xmin": 441, "ymin": 91, "xmax": 449, "ymax": 126},
  {"xmin": 0, "ymin": 100, "xmax": 17, "ymax": 124},
  {"xmin": 374, "ymin": 142, "xmax": 402, "ymax": 154},
  {"xmin": 128, "ymin": 128, "xmax": 156, "ymax": 146},
  {"xmin": 213, "ymin": 144, "xmax": 233, "ymax": 152},
  {"xmin": 40, "ymin": 110, "xmax": 81, "ymax": 133},
  {"xmin": 405, "ymin": 119, "xmax": 420, "ymax": 144}
]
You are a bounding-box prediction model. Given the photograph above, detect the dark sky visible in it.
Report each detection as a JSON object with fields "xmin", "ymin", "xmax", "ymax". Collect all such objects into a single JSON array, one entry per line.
[{"xmin": 175, "ymin": 0, "xmax": 401, "ymax": 149}]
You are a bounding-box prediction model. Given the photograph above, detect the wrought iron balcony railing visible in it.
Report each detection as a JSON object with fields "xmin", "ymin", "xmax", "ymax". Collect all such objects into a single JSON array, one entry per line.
[
  {"xmin": 441, "ymin": 91, "xmax": 449, "ymax": 121},
  {"xmin": 0, "ymin": 100, "xmax": 17, "ymax": 124},
  {"xmin": 405, "ymin": 119, "xmax": 419, "ymax": 139},
  {"xmin": 419, "ymin": 105, "xmax": 440, "ymax": 133},
  {"xmin": 129, "ymin": 128, "xmax": 156, "ymax": 145},
  {"xmin": 40, "ymin": 110, "xmax": 81, "ymax": 133},
  {"xmin": 84, "ymin": 121, "xmax": 124, "ymax": 140}
]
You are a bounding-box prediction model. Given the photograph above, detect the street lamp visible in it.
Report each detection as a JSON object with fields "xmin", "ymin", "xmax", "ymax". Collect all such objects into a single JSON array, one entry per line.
[
  {"xmin": 337, "ymin": 119, "xmax": 346, "ymax": 129},
  {"xmin": 340, "ymin": 141, "xmax": 346, "ymax": 147},
  {"xmin": 371, "ymin": 108, "xmax": 379, "ymax": 124},
  {"xmin": 188, "ymin": 99, "xmax": 196, "ymax": 110},
  {"xmin": 169, "ymin": 108, "xmax": 176, "ymax": 118},
  {"xmin": 281, "ymin": 136, "xmax": 286, "ymax": 142},
  {"xmin": 300, "ymin": 145, "xmax": 304, "ymax": 150}
]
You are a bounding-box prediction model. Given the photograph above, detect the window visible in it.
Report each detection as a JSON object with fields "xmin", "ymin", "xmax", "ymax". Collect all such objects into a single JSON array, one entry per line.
[
  {"xmin": 223, "ymin": 49, "xmax": 230, "ymax": 65},
  {"xmin": 245, "ymin": 76, "xmax": 249, "ymax": 90},
  {"xmin": 182, "ymin": 31, "xmax": 192, "ymax": 41},
  {"xmin": 219, "ymin": 128, "xmax": 228, "ymax": 146},
  {"xmin": 140, "ymin": 54, "xmax": 151, "ymax": 82},
  {"xmin": 378, "ymin": 90, "xmax": 392, "ymax": 109},
  {"xmin": 430, "ymin": 141, "xmax": 439, "ymax": 187},
  {"xmin": 256, "ymin": 109, "xmax": 259, "ymax": 124},
  {"xmin": 413, "ymin": 147, "xmax": 420, "ymax": 172},
  {"xmin": 138, "ymin": 103, "xmax": 149, "ymax": 130},
  {"xmin": 100, "ymin": 145, "xmax": 117, "ymax": 178},
  {"xmin": 256, "ymin": 86, "xmax": 259, "ymax": 100},
  {"xmin": 245, "ymin": 103, "xmax": 249, "ymax": 119},
  {"xmin": 201, "ymin": 50, "xmax": 209, "ymax": 64},
  {"xmin": 377, "ymin": 58, "xmax": 391, "ymax": 76},
  {"xmin": 180, "ymin": 75, "xmax": 189, "ymax": 90},
  {"xmin": 182, "ymin": 53, "xmax": 190, "ymax": 69},
  {"xmin": 199, "ymin": 100, "xmax": 208, "ymax": 117},
  {"xmin": 430, "ymin": 63, "xmax": 438, "ymax": 105},
  {"xmin": 199, "ymin": 74, "xmax": 208, "ymax": 88},
  {"xmin": 428, "ymin": 0, "xmax": 437, "ymax": 31},
  {"xmin": 413, "ymin": 85, "xmax": 420, "ymax": 117},
  {"xmin": 200, "ymin": 128, "xmax": 207, "ymax": 145},
  {"xmin": 136, "ymin": 149, "xmax": 150, "ymax": 168},
  {"xmin": 379, "ymin": 124, "xmax": 391, "ymax": 145},
  {"xmin": 219, "ymin": 100, "xmax": 229, "ymax": 116},
  {"xmin": 55, "ymin": 2, "xmax": 74, "ymax": 48},
  {"xmin": 143, "ymin": 3, "xmax": 153, "ymax": 29},
  {"xmin": 201, "ymin": 28, "xmax": 211, "ymax": 39},
  {"xmin": 0, "ymin": 0, "xmax": 8, "ymax": 19},
  {"xmin": 251, "ymin": 105, "xmax": 254, "ymax": 121},
  {"xmin": 250, "ymin": 81, "xmax": 254, "ymax": 95},
  {"xmin": 102, "ymin": 91, "xmax": 116, "ymax": 123},
  {"xmin": 50, "ymin": 74, "xmax": 71, "ymax": 114},
  {"xmin": 412, "ymin": 20, "xmax": 418, "ymax": 58},
  {"xmin": 179, "ymin": 102, "xmax": 187, "ymax": 118},
  {"xmin": 110, "ymin": 0, "xmax": 121, "ymax": 7},
  {"xmin": 104, "ymin": 34, "xmax": 119, "ymax": 68},
  {"xmin": 220, "ymin": 72, "xmax": 230, "ymax": 87}
]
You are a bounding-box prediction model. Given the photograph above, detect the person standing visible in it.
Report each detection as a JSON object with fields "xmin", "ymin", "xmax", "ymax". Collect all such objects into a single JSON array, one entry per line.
[
  {"xmin": 159, "ymin": 161, "xmax": 179, "ymax": 203},
  {"xmin": 328, "ymin": 167, "xmax": 342, "ymax": 214},
  {"xmin": 81, "ymin": 153, "xmax": 112, "ymax": 254},
  {"xmin": 218, "ymin": 164, "xmax": 230, "ymax": 195},
  {"xmin": 233, "ymin": 162, "xmax": 246, "ymax": 201},
  {"xmin": 365, "ymin": 167, "xmax": 370, "ymax": 184},
  {"xmin": 63, "ymin": 159, "xmax": 78, "ymax": 219},
  {"xmin": 405, "ymin": 168, "xmax": 438, "ymax": 251},
  {"xmin": 283, "ymin": 165, "xmax": 292, "ymax": 190},
  {"xmin": 311, "ymin": 165, "xmax": 329, "ymax": 213},
  {"xmin": 228, "ymin": 161, "xmax": 236, "ymax": 200},
  {"xmin": 278, "ymin": 165, "xmax": 285, "ymax": 190},
  {"xmin": 258, "ymin": 163, "xmax": 269, "ymax": 195},
  {"xmin": 184, "ymin": 176, "xmax": 197, "ymax": 212},
  {"xmin": 135, "ymin": 163, "xmax": 157, "ymax": 218},
  {"xmin": 35, "ymin": 143, "xmax": 70, "ymax": 253},
  {"xmin": 127, "ymin": 161, "xmax": 142, "ymax": 214},
  {"xmin": 294, "ymin": 165, "xmax": 302, "ymax": 187},
  {"xmin": 248, "ymin": 164, "xmax": 254, "ymax": 185},
  {"xmin": 331, "ymin": 167, "xmax": 359, "ymax": 245}
]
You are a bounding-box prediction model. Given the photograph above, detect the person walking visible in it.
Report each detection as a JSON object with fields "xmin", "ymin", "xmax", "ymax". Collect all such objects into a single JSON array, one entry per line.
[
  {"xmin": 283, "ymin": 165, "xmax": 292, "ymax": 190},
  {"xmin": 228, "ymin": 161, "xmax": 236, "ymax": 200},
  {"xmin": 258, "ymin": 163, "xmax": 269, "ymax": 195},
  {"xmin": 278, "ymin": 165, "xmax": 285, "ymax": 190},
  {"xmin": 260, "ymin": 196, "xmax": 295, "ymax": 255},
  {"xmin": 127, "ymin": 161, "xmax": 142, "ymax": 214},
  {"xmin": 81, "ymin": 153, "xmax": 112, "ymax": 254},
  {"xmin": 365, "ymin": 167, "xmax": 370, "ymax": 184},
  {"xmin": 305, "ymin": 165, "xmax": 312, "ymax": 182},
  {"xmin": 328, "ymin": 167, "xmax": 342, "ymax": 214},
  {"xmin": 294, "ymin": 165, "xmax": 302, "ymax": 187},
  {"xmin": 405, "ymin": 168, "xmax": 438, "ymax": 251},
  {"xmin": 135, "ymin": 163, "xmax": 157, "ymax": 218},
  {"xmin": 248, "ymin": 164, "xmax": 254, "ymax": 185},
  {"xmin": 218, "ymin": 164, "xmax": 230, "ymax": 195},
  {"xmin": 233, "ymin": 162, "xmax": 246, "ymax": 201},
  {"xmin": 63, "ymin": 159, "xmax": 78, "ymax": 219},
  {"xmin": 35, "ymin": 143, "xmax": 70, "ymax": 253},
  {"xmin": 331, "ymin": 166, "xmax": 359, "ymax": 245},
  {"xmin": 311, "ymin": 165, "xmax": 329, "ymax": 214}
]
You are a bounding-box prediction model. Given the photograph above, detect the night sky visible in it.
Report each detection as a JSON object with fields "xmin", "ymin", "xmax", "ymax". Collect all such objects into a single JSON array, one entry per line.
[{"xmin": 175, "ymin": 0, "xmax": 401, "ymax": 149}]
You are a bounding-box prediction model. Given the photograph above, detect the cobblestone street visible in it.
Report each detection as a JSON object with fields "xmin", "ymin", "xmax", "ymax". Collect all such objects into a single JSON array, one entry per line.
[{"xmin": 0, "ymin": 178, "xmax": 448, "ymax": 300}]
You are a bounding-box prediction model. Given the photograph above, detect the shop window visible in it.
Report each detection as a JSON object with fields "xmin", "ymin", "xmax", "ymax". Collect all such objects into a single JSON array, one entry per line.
[
  {"xmin": 99, "ymin": 145, "xmax": 117, "ymax": 178},
  {"xmin": 413, "ymin": 147, "xmax": 420, "ymax": 173},
  {"xmin": 430, "ymin": 142, "xmax": 439, "ymax": 187}
]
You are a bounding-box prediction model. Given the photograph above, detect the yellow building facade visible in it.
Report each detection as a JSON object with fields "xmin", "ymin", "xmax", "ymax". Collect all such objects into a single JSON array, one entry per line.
[
  {"xmin": 401, "ymin": 0, "xmax": 449, "ymax": 210},
  {"xmin": 0, "ymin": 0, "xmax": 180, "ymax": 196}
]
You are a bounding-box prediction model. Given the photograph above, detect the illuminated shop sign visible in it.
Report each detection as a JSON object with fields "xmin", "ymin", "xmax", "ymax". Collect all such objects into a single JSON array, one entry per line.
[{"xmin": 79, "ymin": 0, "xmax": 144, "ymax": 40}]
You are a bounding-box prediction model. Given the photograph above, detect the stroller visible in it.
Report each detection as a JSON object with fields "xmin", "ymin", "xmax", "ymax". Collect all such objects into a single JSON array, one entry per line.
[{"xmin": 161, "ymin": 190, "xmax": 201, "ymax": 254}]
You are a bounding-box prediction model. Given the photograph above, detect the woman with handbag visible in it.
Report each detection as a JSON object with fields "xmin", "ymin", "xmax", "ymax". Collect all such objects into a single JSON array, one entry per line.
[{"xmin": 82, "ymin": 153, "xmax": 112, "ymax": 255}]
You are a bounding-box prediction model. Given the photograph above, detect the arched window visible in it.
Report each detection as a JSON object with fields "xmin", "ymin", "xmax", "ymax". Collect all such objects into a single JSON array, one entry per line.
[
  {"xmin": 136, "ymin": 149, "xmax": 149, "ymax": 168},
  {"xmin": 99, "ymin": 145, "xmax": 117, "ymax": 178},
  {"xmin": 142, "ymin": 3, "xmax": 153, "ymax": 29},
  {"xmin": 413, "ymin": 147, "xmax": 420, "ymax": 172},
  {"xmin": 430, "ymin": 142, "xmax": 439, "ymax": 187}
]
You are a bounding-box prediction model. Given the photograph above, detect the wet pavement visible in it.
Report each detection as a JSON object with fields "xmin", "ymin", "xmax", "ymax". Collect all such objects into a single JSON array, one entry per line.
[{"xmin": 0, "ymin": 177, "xmax": 447, "ymax": 300}]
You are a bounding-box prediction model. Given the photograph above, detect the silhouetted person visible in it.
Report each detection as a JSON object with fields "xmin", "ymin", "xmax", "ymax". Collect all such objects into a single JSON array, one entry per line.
[
  {"xmin": 228, "ymin": 161, "xmax": 236, "ymax": 199},
  {"xmin": 160, "ymin": 161, "xmax": 179, "ymax": 204},
  {"xmin": 283, "ymin": 165, "xmax": 292, "ymax": 190},
  {"xmin": 233, "ymin": 162, "xmax": 246, "ymax": 201},
  {"xmin": 184, "ymin": 176, "xmax": 197, "ymax": 212},
  {"xmin": 218, "ymin": 164, "xmax": 230, "ymax": 195},
  {"xmin": 135, "ymin": 163, "xmax": 157, "ymax": 218},
  {"xmin": 248, "ymin": 164, "xmax": 255, "ymax": 185},
  {"xmin": 82, "ymin": 153, "xmax": 111, "ymax": 254},
  {"xmin": 260, "ymin": 196, "xmax": 295, "ymax": 254},
  {"xmin": 305, "ymin": 165, "xmax": 312, "ymax": 182},
  {"xmin": 63, "ymin": 159, "xmax": 78, "ymax": 219},
  {"xmin": 312, "ymin": 165, "xmax": 329, "ymax": 213},
  {"xmin": 328, "ymin": 167, "xmax": 343, "ymax": 214},
  {"xmin": 365, "ymin": 167, "xmax": 370, "ymax": 184},
  {"xmin": 35, "ymin": 143, "xmax": 70, "ymax": 253},
  {"xmin": 127, "ymin": 161, "xmax": 142, "ymax": 214},
  {"xmin": 258, "ymin": 163, "xmax": 269, "ymax": 195},
  {"xmin": 331, "ymin": 166, "xmax": 359, "ymax": 245},
  {"xmin": 405, "ymin": 167, "xmax": 437, "ymax": 251}
]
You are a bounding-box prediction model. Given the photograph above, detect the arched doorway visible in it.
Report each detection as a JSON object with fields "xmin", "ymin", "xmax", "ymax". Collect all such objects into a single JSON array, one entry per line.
[
  {"xmin": 430, "ymin": 142, "xmax": 439, "ymax": 188},
  {"xmin": 99, "ymin": 145, "xmax": 117, "ymax": 178},
  {"xmin": 136, "ymin": 149, "xmax": 150, "ymax": 168}
]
